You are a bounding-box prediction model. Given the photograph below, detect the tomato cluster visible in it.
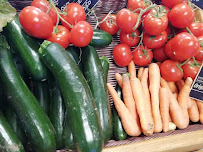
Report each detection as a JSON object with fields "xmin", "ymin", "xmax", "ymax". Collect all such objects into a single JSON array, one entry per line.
[
  {"xmin": 19, "ymin": 0, "xmax": 93, "ymax": 48},
  {"xmin": 99, "ymin": 0, "xmax": 202, "ymax": 82}
]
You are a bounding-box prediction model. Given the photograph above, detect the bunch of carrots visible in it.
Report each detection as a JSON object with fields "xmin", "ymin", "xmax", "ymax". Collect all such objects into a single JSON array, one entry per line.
[{"xmin": 107, "ymin": 61, "xmax": 203, "ymax": 136}]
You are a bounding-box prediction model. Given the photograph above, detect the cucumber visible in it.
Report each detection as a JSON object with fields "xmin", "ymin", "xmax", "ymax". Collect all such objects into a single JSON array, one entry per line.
[
  {"xmin": 48, "ymin": 76, "xmax": 65, "ymax": 150},
  {"xmin": 0, "ymin": 35, "xmax": 56, "ymax": 152},
  {"xmin": 89, "ymin": 30, "xmax": 112, "ymax": 48},
  {"xmin": 32, "ymin": 80, "xmax": 49, "ymax": 114},
  {"xmin": 0, "ymin": 111, "xmax": 25, "ymax": 152},
  {"xmin": 3, "ymin": 15, "xmax": 48, "ymax": 81},
  {"xmin": 81, "ymin": 45, "xmax": 112, "ymax": 143},
  {"xmin": 113, "ymin": 84, "xmax": 127, "ymax": 141},
  {"xmin": 39, "ymin": 41, "xmax": 103, "ymax": 152},
  {"xmin": 100, "ymin": 56, "xmax": 110, "ymax": 83}
]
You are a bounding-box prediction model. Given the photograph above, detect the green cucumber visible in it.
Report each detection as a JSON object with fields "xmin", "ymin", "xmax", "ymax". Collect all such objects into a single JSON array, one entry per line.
[
  {"xmin": 81, "ymin": 45, "xmax": 112, "ymax": 143},
  {"xmin": 89, "ymin": 30, "xmax": 112, "ymax": 48},
  {"xmin": 3, "ymin": 15, "xmax": 48, "ymax": 81},
  {"xmin": 48, "ymin": 76, "xmax": 65, "ymax": 150},
  {"xmin": 32, "ymin": 80, "xmax": 49, "ymax": 114},
  {"xmin": 39, "ymin": 41, "xmax": 103, "ymax": 152},
  {"xmin": 100, "ymin": 56, "xmax": 110, "ymax": 83},
  {"xmin": 0, "ymin": 111, "xmax": 25, "ymax": 152},
  {"xmin": 0, "ymin": 35, "xmax": 56, "ymax": 152},
  {"xmin": 113, "ymin": 84, "xmax": 127, "ymax": 140}
]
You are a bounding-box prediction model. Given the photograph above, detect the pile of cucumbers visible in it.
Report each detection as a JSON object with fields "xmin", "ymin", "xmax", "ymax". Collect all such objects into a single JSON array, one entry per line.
[{"xmin": 0, "ymin": 15, "xmax": 127, "ymax": 152}]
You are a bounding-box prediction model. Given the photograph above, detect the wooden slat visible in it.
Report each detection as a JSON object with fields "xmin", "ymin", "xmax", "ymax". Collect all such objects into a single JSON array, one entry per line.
[{"xmin": 195, "ymin": 8, "xmax": 203, "ymax": 23}]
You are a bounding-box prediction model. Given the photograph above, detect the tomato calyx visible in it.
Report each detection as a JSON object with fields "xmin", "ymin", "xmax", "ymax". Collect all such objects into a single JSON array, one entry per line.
[
  {"xmin": 152, "ymin": 6, "xmax": 168, "ymax": 18},
  {"xmin": 130, "ymin": 32, "xmax": 140, "ymax": 42},
  {"xmin": 95, "ymin": 10, "xmax": 113, "ymax": 29},
  {"xmin": 137, "ymin": 46, "xmax": 152, "ymax": 62},
  {"xmin": 176, "ymin": 58, "xmax": 192, "ymax": 74}
]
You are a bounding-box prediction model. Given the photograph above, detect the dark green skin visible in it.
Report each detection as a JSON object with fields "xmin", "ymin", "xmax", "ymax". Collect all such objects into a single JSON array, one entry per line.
[
  {"xmin": 0, "ymin": 46, "xmax": 56, "ymax": 152},
  {"xmin": 100, "ymin": 56, "xmax": 110, "ymax": 83},
  {"xmin": 113, "ymin": 84, "xmax": 127, "ymax": 141},
  {"xmin": 3, "ymin": 15, "xmax": 48, "ymax": 81},
  {"xmin": 0, "ymin": 111, "xmax": 25, "ymax": 152},
  {"xmin": 89, "ymin": 30, "xmax": 112, "ymax": 48},
  {"xmin": 32, "ymin": 80, "xmax": 49, "ymax": 114},
  {"xmin": 48, "ymin": 76, "xmax": 65, "ymax": 150},
  {"xmin": 39, "ymin": 41, "xmax": 103, "ymax": 152},
  {"xmin": 81, "ymin": 45, "xmax": 112, "ymax": 143},
  {"xmin": 63, "ymin": 111, "xmax": 74, "ymax": 150}
]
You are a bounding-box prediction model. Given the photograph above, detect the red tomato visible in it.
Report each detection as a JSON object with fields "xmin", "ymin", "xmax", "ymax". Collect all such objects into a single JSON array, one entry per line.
[
  {"xmin": 116, "ymin": 9, "xmax": 141, "ymax": 33},
  {"xmin": 153, "ymin": 46, "xmax": 169, "ymax": 62},
  {"xmin": 143, "ymin": 31, "xmax": 167, "ymax": 49},
  {"xmin": 19, "ymin": 6, "xmax": 53, "ymax": 39},
  {"xmin": 166, "ymin": 25, "xmax": 172, "ymax": 35},
  {"xmin": 165, "ymin": 32, "xmax": 200, "ymax": 61},
  {"xmin": 31, "ymin": 0, "xmax": 60, "ymax": 25},
  {"xmin": 143, "ymin": 7, "xmax": 168, "ymax": 35},
  {"xmin": 61, "ymin": 3, "xmax": 86, "ymax": 30},
  {"xmin": 160, "ymin": 60, "xmax": 183, "ymax": 82},
  {"xmin": 113, "ymin": 44, "xmax": 132, "ymax": 67},
  {"xmin": 182, "ymin": 59, "xmax": 201, "ymax": 80},
  {"xmin": 127, "ymin": 0, "xmax": 145, "ymax": 12},
  {"xmin": 99, "ymin": 14, "xmax": 119, "ymax": 35},
  {"xmin": 181, "ymin": 22, "xmax": 203, "ymax": 37},
  {"xmin": 161, "ymin": 0, "xmax": 183, "ymax": 8},
  {"xmin": 46, "ymin": 25, "xmax": 70, "ymax": 48},
  {"xmin": 120, "ymin": 29, "xmax": 140, "ymax": 47},
  {"xmin": 132, "ymin": 45, "xmax": 153, "ymax": 66},
  {"xmin": 195, "ymin": 36, "xmax": 203, "ymax": 62},
  {"xmin": 168, "ymin": 3, "xmax": 195, "ymax": 28},
  {"xmin": 69, "ymin": 21, "xmax": 93, "ymax": 47}
]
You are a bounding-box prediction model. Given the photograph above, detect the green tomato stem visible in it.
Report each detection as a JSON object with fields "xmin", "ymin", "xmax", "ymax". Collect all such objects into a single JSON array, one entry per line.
[
  {"xmin": 179, "ymin": 58, "xmax": 191, "ymax": 67},
  {"xmin": 186, "ymin": 27, "xmax": 194, "ymax": 35}
]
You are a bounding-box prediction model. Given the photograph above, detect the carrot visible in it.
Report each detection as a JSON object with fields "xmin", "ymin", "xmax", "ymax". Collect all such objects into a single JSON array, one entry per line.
[
  {"xmin": 188, "ymin": 98, "xmax": 199, "ymax": 122},
  {"xmin": 196, "ymin": 100, "xmax": 203, "ymax": 124},
  {"xmin": 159, "ymin": 88, "xmax": 170, "ymax": 133},
  {"xmin": 131, "ymin": 77, "xmax": 154, "ymax": 136},
  {"xmin": 176, "ymin": 79, "xmax": 185, "ymax": 92},
  {"xmin": 167, "ymin": 81, "xmax": 178, "ymax": 94},
  {"xmin": 128, "ymin": 61, "xmax": 136, "ymax": 79},
  {"xmin": 107, "ymin": 83, "xmax": 141, "ymax": 136},
  {"xmin": 168, "ymin": 122, "xmax": 176, "ymax": 131},
  {"xmin": 149, "ymin": 63, "xmax": 162, "ymax": 133},
  {"xmin": 137, "ymin": 67, "xmax": 144, "ymax": 80},
  {"xmin": 115, "ymin": 73, "xmax": 123, "ymax": 88}
]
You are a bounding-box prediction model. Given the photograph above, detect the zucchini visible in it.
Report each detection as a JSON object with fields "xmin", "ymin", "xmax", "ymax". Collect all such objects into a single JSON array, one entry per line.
[
  {"xmin": 81, "ymin": 45, "xmax": 112, "ymax": 143},
  {"xmin": 0, "ymin": 111, "xmax": 25, "ymax": 152},
  {"xmin": 89, "ymin": 30, "xmax": 112, "ymax": 48},
  {"xmin": 100, "ymin": 56, "xmax": 110, "ymax": 83},
  {"xmin": 113, "ymin": 84, "xmax": 127, "ymax": 140},
  {"xmin": 39, "ymin": 41, "xmax": 103, "ymax": 152},
  {"xmin": 48, "ymin": 76, "xmax": 65, "ymax": 150},
  {"xmin": 3, "ymin": 15, "xmax": 48, "ymax": 81},
  {"xmin": 32, "ymin": 80, "xmax": 49, "ymax": 114},
  {"xmin": 0, "ymin": 35, "xmax": 56, "ymax": 152}
]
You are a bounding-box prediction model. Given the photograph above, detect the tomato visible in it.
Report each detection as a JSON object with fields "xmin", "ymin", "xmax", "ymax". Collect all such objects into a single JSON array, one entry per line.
[
  {"xmin": 161, "ymin": 0, "xmax": 183, "ymax": 8},
  {"xmin": 113, "ymin": 44, "xmax": 132, "ymax": 67},
  {"xmin": 99, "ymin": 14, "xmax": 119, "ymax": 35},
  {"xmin": 166, "ymin": 25, "xmax": 172, "ymax": 36},
  {"xmin": 182, "ymin": 59, "xmax": 201, "ymax": 80},
  {"xmin": 46, "ymin": 25, "xmax": 70, "ymax": 48},
  {"xmin": 165, "ymin": 32, "xmax": 200, "ymax": 61},
  {"xmin": 195, "ymin": 36, "xmax": 203, "ymax": 62},
  {"xmin": 61, "ymin": 3, "xmax": 86, "ymax": 30},
  {"xmin": 143, "ymin": 31, "xmax": 167, "ymax": 49},
  {"xmin": 160, "ymin": 60, "xmax": 183, "ymax": 82},
  {"xmin": 168, "ymin": 3, "xmax": 195, "ymax": 28},
  {"xmin": 19, "ymin": 6, "xmax": 53, "ymax": 39},
  {"xmin": 127, "ymin": 0, "xmax": 145, "ymax": 12},
  {"xmin": 69, "ymin": 21, "xmax": 93, "ymax": 47},
  {"xmin": 116, "ymin": 9, "xmax": 141, "ymax": 33},
  {"xmin": 120, "ymin": 29, "xmax": 140, "ymax": 47},
  {"xmin": 31, "ymin": 0, "xmax": 60, "ymax": 25},
  {"xmin": 181, "ymin": 22, "xmax": 203, "ymax": 37},
  {"xmin": 132, "ymin": 45, "xmax": 153, "ymax": 66},
  {"xmin": 143, "ymin": 7, "xmax": 168, "ymax": 35},
  {"xmin": 153, "ymin": 46, "xmax": 169, "ymax": 62}
]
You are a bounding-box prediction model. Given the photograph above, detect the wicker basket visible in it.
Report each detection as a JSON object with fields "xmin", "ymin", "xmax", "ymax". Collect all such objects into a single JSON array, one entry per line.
[{"xmin": 8, "ymin": 0, "xmax": 203, "ymax": 151}]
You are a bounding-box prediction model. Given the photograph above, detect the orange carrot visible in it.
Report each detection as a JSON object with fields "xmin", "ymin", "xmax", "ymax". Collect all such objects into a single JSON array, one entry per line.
[
  {"xmin": 131, "ymin": 77, "xmax": 154, "ymax": 136},
  {"xmin": 115, "ymin": 73, "xmax": 123, "ymax": 88},
  {"xmin": 107, "ymin": 83, "xmax": 141, "ymax": 136},
  {"xmin": 196, "ymin": 100, "xmax": 203, "ymax": 124},
  {"xmin": 188, "ymin": 98, "xmax": 199, "ymax": 122},
  {"xmin": 137, "ymin": 67, "xmax": 144, "ymax": 80},
  {"xmin": 128, "ymin": 61, "xmax": 136, "ymax": 79},
  {"xmin": 176, "ymin": 79, "xmax": 185, "ymax": 92},
  {"xmin": 149, "ymin": 63, "xmax": 162, "ymax": 133},
  {"xmin": 159, "ymin": 88, "xmax": 170, "ymax": 133},
  {"xmin": 167, "ymin": 81, "xmax": 178, "ymax": 94}
]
